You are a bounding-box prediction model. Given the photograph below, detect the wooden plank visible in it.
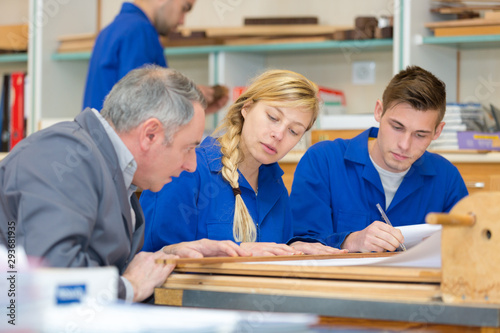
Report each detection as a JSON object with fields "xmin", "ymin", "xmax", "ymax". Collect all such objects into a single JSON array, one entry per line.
[
  {"xmin": 200, "ymin": 25, "xmax": 346, "ymax": 37},
  {"xmin": 244, "ymin": 17, "xmax": 318, "ymax": 25},
  {"xmin": 157, "ymin": 252, "xmax": 397, "ymax": 265},
  {"xmin": 57, "ymin": 32, "xmax": 96, "ymax": 42},
  {"xmin": 426, "ymin": 18, "xmax": 500, "ymax": 28},
  {"xmin": 485, "ymin": 11, "xmax": 500, "ymax": 20},
  {"xmin": 0, "ymin": 25, "xmax": 28, "ymax": 51},
  {"xmin": 57, "ymin": 39, "xmax": 95, "ymax": 53},
  {"xmin": 223, "ymin": 36, "xmax": 330, "ymax": 46},
  {"xmin": 173, "ymin": 263, "xmax": 441, "ymax": 283},
  {"xmin": 433, "ymin": 25, "xmax": 500, "ymax": 36},
  {"xmin": 96, "ymin": 0, "xmax": 102, "ymax": 32},
  {"xmin": 431, "ymin": 6, "xmax": 500, "ymax": 14},
  {"xmin": 161, "ymin": 274, "xmax": 441, "ymax": 303}
]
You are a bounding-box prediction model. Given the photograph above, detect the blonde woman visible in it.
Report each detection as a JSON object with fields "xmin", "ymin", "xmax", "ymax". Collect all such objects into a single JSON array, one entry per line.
[{"xmin": 140, "ymin": 69, "xmax": 346, "ymax": 256}]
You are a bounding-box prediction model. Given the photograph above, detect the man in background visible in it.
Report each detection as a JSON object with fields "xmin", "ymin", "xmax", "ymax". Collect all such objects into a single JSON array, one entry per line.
[{"xmin": 83, "ymin": 0, "xmax": 227, "ymax": 114}]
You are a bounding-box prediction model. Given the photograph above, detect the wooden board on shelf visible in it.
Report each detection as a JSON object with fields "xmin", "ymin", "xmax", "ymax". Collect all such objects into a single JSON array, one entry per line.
[
  {"xmin": 433, "ymin": 25, "xmax": 500, "ymax": 36},
  {"xmin": 426, "ymin": 17, "xmax": 500, "ymax": 36},
  {"xmin": 431, "ymin": 6, "xmax": 500, "ymax": 14},
  {"xmin": 57, "ymin": 32, "xmax": 96, "ymax": 42},
  {"xmin": 57, "ymin": 32, "xmax": 96, "ymax": 53},
  {"xmin": 180, "ymin": 25, "xmax": 347, "ymax": 38},
  {"xmin": 244, "ymin": 17, "xmax": 319, "ymax": 25},
  {"xmin": 425, "ymin": 17, "xmax": 500, "ymax": 28},
  {"xmin": 57, "ymin": 40, "xmax": 95, "ymax": 53},
  {"xmin": 222, "ymin": 35, "xmax": 330, "ymax": 46},
  {"xmin": 0, "ymin": 24, "xmax": 28, "ymax": 51}
]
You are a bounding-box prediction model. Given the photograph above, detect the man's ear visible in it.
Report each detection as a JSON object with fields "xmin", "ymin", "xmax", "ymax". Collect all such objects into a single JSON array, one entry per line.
[
  {"xmin": 140, "ymin": 118, "xmax": 163, "ymax": 150},
  {"xmin": 433, "ymin": 121, "xmax": 445, "ymax": 140},
  {"xmin": 374, "ymin": 100, "xmax": 383, "ymax": 123}
]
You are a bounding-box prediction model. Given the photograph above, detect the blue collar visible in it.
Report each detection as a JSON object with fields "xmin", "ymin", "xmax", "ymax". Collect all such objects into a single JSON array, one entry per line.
[
  {"xmin": 120, "ymin": 2, "xmax": 151, "ymax": 23},
  {"xmin": 200, "ymin": 136, "xmax": 284, "ymax": 186}
]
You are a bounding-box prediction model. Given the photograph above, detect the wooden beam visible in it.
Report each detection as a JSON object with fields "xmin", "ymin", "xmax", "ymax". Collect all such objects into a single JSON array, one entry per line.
[
  {"xmin": 156, "ymin": 252, "xmax": 397, "ymax": 265},
  {"xmin": 96, "ymin": 0, "xmax": 102, "ymax": 32},
  {"xmin": 173, "ymin": 263, "xmax": 441, "ymax": 283},
  {"xmin": 161, "ymin": 274, "xmax": 441, "ymax": 303}
]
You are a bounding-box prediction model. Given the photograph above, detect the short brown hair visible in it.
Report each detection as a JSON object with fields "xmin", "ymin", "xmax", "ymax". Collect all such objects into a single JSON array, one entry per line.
[{"xmin": 382, "ymin": 66, "xmax": 446, "ymax": 126}]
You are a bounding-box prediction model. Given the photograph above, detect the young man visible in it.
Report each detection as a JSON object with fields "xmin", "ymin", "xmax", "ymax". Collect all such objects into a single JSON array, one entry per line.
[
  {"xmin": 289, "ymin": 66, "xmax": 468, "ymax": 253},
  {"xmin": 83, "ymin": 0, "xmax": 227, "ymax": 113},
  {"xmin": 0, "ymin": 66, "xmax": 248, "ymax": 303}
]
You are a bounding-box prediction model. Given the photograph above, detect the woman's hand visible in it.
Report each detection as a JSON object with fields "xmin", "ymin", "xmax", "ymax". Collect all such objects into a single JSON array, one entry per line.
[
  {"xmin": 290, "ymin": 241, "xmax": 348, "ymax": 255},
  {"xmin": 240, "ymin": 242, "xmax": 303, "ymax": 256}
]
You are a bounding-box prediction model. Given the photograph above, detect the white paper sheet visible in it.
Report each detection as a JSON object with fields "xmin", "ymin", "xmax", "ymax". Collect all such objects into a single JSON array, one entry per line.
[
  {"xmin": 396, "ymin": 224, "xmax": 441, "ymax": 249},
  {"xmin": 246, "ymin": 225, "xmax": 442, "ymax": 268}
]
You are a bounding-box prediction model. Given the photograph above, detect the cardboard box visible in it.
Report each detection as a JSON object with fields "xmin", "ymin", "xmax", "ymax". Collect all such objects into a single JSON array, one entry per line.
[
  {"xmin": 457, "ymin": 131, "xmax": 500, "ymax": 151},
  {"xmin": 0, "ymin": 24, "xmax": 28, "ymax": 51}
]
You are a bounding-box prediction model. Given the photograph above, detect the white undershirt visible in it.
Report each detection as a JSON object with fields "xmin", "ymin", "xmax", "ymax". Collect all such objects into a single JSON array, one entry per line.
[{"xmin": 369, "ymin": 155, "xmax": 409, "ymax": 209}]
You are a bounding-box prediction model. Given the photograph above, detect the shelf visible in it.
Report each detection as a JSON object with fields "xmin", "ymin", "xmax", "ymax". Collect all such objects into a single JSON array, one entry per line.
[
  {"xmin": 51, "ymin": 39, "xmax": 393, "ymax": 61},
  {"xmin": 0, "ymin": 53, "xmax": 28, "ymax": 63},
  {"xmin": 422, "ymin": 34, "xmax": 500, "ymax": 49},
  {"xmin": 164, "ymin": 39, "xmax": 393, "ymax": 55}
]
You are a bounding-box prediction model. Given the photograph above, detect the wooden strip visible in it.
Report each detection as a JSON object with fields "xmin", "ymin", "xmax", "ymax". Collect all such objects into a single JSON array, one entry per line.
[
  {"xmin": 0, "ymin": 24, "xmax": 28, "ymax": 51},
  {"xmin": 244, "ymin": 17, "xmax": 319, "ymax": 25},
  {"xmin": 161, "ymin": 274, "xmax": 441, "ymax": 303},
  {"xmin": 174, "ymin": 263, "xmax": 442, "ymax": 283},
  {"xmin": 157, "ymin": 252, "xmax": 397, "ymax": 265},
  {"xmin": 425, "ymin": 18, "xmax": 500, "ymax": 29},
  {"xmin": 57, "ymin": 33, "xmax": 96, "ymax": 42},
  {"xmin": 201, "ymin": 25, "xmax": 346, "ymax": 37},
  {"xmin": 96, "ymin": 0, "xmax": 102, "ymax": 32},
  {"xmin": 485, "ymin": 11, "xmax": 500, "ymax": 20},
  {"xmin": 432, "ymin": 25, "xmax": 500, "ymax": 36},
  {"xmin": 223, "ymin": 36, "xmax": 330, "ymax": 46},
  {"xmin": 431, "ymin": 6, "xmax": 500, "ymax": 14},
  {"xmin": 57, "ymin": 40, "xmax": 95, "ymax": 53}
]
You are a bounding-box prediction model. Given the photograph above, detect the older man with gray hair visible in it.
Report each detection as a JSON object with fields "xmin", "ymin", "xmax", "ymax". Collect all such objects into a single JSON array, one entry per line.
[{"xmin": 0, "ymin": 65, "xmax": 249, "ymax": 303}]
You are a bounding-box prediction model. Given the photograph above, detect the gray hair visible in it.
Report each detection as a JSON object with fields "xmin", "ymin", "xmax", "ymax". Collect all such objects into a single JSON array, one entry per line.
[{"xmin": 101, "ymin": 65, "xmax": 206, "ymax": 144}]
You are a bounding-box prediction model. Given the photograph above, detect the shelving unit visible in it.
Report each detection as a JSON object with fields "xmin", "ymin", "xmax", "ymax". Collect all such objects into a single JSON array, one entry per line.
[
  {"xmin": 5, "ymin": 0, "xmax": 500, "ymax": 139},
  {"xmin": 399, "ymin": 0, "xmax": 500, "ymax": 108},
  {"xmin": 3, "ymin": 0, "xmax": 419, "ymax": 137}
]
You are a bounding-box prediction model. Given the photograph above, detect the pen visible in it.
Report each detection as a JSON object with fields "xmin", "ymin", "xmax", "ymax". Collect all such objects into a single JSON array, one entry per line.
[{"xmin": 376, "ymin": 203, "xmax": 407, "ymax": 252}]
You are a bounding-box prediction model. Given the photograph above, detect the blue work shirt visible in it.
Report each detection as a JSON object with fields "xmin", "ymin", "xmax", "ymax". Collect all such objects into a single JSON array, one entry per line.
[
  {"xmin": 83, "ymin": 3, "xmax": 167, "ymax": 111},
  {"xmin": 289, "ymin": 127, "xmax": 468, "ymax": 249},
  {"xmin": 140, "ymin": 136, "xmax": 293, "ymax": 252}
]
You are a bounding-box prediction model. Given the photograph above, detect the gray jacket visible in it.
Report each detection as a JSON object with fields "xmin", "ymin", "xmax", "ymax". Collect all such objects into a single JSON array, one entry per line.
[{"xmin": 0, "ymin": 109, "xmax": 144, "ymax": 299}]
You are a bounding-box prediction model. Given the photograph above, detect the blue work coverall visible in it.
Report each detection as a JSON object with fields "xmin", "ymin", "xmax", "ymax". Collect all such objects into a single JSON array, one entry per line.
[
  {"xmin": 83, "ymin": 3, "xmax": 167, "ymax": 111},
  {"xmin": 289, "ymin": 127, "xmax": 468, "ymax": 249},
  {"xmin": 140, "ymin": 137, "xmax": 293, "ymax": 252}
]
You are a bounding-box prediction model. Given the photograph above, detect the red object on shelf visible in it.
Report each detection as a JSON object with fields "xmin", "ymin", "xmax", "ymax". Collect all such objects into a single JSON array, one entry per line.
[{"xmin": 9, "ymin": 72, "xmax": 25, "ymax": 150}]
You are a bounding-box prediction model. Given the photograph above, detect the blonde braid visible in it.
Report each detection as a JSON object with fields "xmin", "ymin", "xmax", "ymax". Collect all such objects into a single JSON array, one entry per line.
[
  {"xmin": 215, "ymin": 69, "xmax": 320, "ymax": 243},
  {"xmin": 218, "ymin": 110, "xmax": 257, "ymax": 243}
]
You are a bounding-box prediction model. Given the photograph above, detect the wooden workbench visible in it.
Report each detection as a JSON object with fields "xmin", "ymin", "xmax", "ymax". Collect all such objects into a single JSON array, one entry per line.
[
  {"xmin": 155, "ymin": 262, "xmax": 500, "ymax": 331},
  {"xmin": 155, "ymin": 193, "xmax": 500, "ymax": 332}
]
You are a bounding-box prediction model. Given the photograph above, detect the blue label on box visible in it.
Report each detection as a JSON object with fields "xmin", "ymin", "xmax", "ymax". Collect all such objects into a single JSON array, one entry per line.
[{"xmin": 56, "ymin": 284, "xmax": 86, "ymax": 305}]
